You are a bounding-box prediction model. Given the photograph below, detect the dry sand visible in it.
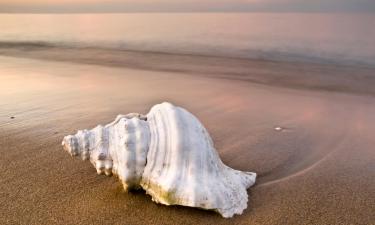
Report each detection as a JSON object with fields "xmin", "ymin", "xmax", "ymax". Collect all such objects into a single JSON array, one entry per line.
[{"xmin": 0, "ymin": 52, "xmax": 374, "ymax": 225}]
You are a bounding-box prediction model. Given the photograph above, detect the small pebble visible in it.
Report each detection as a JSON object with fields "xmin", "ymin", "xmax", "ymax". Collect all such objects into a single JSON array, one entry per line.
[
  {"xmin": 10, "ymin": 116, "xmax": 15, "ymax": 119},
  {"xmin": 274, "ymin": 126, "xmax": 283, "ymax": 131}
]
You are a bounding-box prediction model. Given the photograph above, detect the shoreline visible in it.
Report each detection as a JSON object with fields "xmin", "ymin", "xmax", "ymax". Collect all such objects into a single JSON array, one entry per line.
[{"xmin": 1, "ymin": 44, "xmax": 375, "ymax": 97}]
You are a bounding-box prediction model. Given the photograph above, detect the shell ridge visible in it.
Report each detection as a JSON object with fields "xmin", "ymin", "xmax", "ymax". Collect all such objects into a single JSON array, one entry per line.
[
  {"xmin": 166, "ymin": 106, "xmax": 188, "ymax": 202},
  {"xmin": 143, "ymin": 113, "xmax": 157, "ymax": 179}
]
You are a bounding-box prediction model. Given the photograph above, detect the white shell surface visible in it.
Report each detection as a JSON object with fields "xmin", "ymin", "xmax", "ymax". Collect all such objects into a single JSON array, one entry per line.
[
  {"xmin": 62, "ymin": 114, "xmax": 150, "ymax": 191},
  {"xmin": 62, "ymin": 102, "xmax": 256, "ymax": 218},
  {"xmin": 141, "ymin": 102, "xmax": 256, "ymax": 217}
]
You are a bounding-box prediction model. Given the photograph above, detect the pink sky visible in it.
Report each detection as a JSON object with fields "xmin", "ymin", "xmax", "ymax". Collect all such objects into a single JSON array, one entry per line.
[{"xmin": 0, "ymin": 0, "xmax": 373, "ymax": 12}]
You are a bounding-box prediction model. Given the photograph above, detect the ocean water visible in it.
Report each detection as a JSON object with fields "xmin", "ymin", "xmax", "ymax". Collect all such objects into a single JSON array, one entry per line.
[{"xmin": 0, "ymin": 13, "xmax": 374, "ymax": 66}]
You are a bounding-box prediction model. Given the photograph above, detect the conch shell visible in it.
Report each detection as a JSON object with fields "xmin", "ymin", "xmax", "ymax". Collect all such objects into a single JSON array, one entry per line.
[{"xmin": 62, "ymin": 102, "xmax": 256, "ymax": 218}]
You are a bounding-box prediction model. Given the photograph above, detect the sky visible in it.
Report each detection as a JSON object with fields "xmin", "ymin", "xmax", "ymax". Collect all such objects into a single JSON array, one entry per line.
[{"xmin": 0, "ymin": 0, "xmax": 374, "ymax": 13}]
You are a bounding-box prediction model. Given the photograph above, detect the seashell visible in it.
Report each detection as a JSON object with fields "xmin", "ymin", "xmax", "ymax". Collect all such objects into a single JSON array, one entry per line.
[{"xmin": 62, "ymin": 102, "xmax": 256, "ymax": 218}]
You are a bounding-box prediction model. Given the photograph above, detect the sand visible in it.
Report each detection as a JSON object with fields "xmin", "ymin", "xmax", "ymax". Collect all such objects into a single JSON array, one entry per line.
[{"xmin": 0, "ymin": 52, "xmax": 374, "ymax": 225}]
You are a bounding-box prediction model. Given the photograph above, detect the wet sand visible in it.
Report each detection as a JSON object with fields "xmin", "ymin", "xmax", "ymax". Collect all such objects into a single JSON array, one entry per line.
[{"xmin": 0, "ymin": 54, "xmax": 374, "ymax": 225}]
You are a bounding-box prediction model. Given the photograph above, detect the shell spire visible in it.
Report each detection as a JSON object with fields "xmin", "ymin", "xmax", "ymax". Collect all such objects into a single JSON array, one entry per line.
[{"xmin": 62, "ymin": 102, "xmax": 256, "ymax": 217}]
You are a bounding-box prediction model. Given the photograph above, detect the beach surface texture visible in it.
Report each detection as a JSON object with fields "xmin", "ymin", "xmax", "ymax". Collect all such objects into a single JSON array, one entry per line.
[{"xmin": 0, "ymin": 48, "xmax": 374, "ymax": 224}]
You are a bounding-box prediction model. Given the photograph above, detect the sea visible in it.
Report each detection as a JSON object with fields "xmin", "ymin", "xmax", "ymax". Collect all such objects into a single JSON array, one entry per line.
[{"xmin": 0, "ymin": 13, "xmax": 374, "ymax": 66}]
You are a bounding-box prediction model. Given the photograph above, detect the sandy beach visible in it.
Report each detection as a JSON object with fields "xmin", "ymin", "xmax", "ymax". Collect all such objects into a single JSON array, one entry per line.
[{"xmin": 0, "ymin": 51, "xmax": 374, "ymax": 224}]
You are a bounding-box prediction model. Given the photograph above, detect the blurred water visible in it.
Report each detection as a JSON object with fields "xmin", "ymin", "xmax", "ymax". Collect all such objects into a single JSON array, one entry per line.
[{"xmin": 0, "ymin": 13, "xmax": 374, "ymax": 66}]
